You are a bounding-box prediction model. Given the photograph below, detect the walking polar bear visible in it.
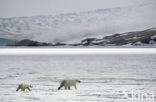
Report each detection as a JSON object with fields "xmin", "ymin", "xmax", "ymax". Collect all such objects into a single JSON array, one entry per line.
[
  {"xmin": 16, "ymin": 83, "xmax": 32, "ymax": 91},
  {"xmin": 58, "ymin": 79, "xmax": 81, "ymax": 90}
]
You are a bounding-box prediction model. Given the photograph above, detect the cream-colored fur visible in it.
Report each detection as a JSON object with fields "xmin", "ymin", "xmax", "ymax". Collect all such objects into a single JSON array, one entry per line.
[
  {"xmin": 16, "ymin": 83, "xmax": 32, "ymax": 91},
  {"xmin": 58, "ymin": 79, "xmax": 81, "ymax": 90}
]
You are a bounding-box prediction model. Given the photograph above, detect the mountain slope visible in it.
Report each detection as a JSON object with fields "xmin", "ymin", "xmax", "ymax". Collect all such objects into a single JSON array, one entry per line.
[
  {"xmin": 0, "ymin": 0, "xmax": 156, "ymax": 44},
  {"xmin": 9, "ymin": 28, "xmax": 156, "ymax": 47},
  {"xmin": 78, "ymin": 28, "xmax": 156, "ymax": 46}
]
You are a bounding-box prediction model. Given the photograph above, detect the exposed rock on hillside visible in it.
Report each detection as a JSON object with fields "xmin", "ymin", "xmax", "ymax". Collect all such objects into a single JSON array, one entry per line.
[{"xmin": 79, "ymin": 28, "xmax": 156, "ymax": 46}]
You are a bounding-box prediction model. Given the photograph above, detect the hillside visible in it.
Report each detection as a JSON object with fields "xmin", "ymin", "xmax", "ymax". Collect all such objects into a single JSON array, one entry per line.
[{"xmin": 0, "ymin": 1, "xmax": 155, "ymax": 44}]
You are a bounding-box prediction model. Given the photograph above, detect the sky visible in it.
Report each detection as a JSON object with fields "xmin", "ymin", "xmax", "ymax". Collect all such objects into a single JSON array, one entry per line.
[{"xmin": 0, "ymin": 0, "xmax": 149, "ymax": 18}]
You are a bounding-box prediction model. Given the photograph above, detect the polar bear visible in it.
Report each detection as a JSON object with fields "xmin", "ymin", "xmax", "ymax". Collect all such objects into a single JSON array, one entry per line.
[
  {"xmin": 16, "ymin": 83, "xmax": 32, "ymax": 91},
  {"xmin": 58, "ymin": 79, "xmax": 81, "ymax": 90}
]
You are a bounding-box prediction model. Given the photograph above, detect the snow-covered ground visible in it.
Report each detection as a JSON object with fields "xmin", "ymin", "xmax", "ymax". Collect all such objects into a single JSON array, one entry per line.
[{"xmin": 0, "ymin": 54, "xmax": 156, "ymax": 102}]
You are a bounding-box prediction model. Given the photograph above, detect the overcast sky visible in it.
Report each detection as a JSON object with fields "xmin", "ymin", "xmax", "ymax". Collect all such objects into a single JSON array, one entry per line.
[{"xmin": 0, "ymin": 0, "xmax": 150, "ymax": 18}]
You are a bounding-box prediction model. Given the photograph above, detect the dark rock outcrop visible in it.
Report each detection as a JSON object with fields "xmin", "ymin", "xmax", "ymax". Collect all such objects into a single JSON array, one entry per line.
[
  {"xmin": 53, "ymin": 43, "xmax": 67, "ymax": 46},
  {"xmin": 79, "ymin": 28, "xmax": 156, "ymax": 46},
  {"xmin": 81, "ymin": 38, "xmax": 97, "ymax": 46},
  {"xmin": 11, "ymin": 39, "xmax": 53, "ymax": 46}
]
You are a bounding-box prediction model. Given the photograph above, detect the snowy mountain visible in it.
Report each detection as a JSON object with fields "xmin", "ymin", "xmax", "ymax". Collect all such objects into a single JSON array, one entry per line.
[{"xmin": 0, "ymin": 0, "xmax": 156, "ymax": 44}]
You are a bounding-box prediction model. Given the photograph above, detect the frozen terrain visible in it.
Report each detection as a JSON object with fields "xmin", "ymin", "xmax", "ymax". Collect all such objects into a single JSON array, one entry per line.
[
  {"xmin": 0, "ymin": 54, "xmax": 156, "ymax": 102},
  {"xmin": 0, "ymin": 0, "xmax": 156, "ymax": 44}
]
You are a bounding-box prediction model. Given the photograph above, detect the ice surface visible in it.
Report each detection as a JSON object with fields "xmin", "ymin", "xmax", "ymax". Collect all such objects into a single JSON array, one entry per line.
[{"xmin": 0, "ymin": 54, "xmax": 156, "ymax": 102}]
